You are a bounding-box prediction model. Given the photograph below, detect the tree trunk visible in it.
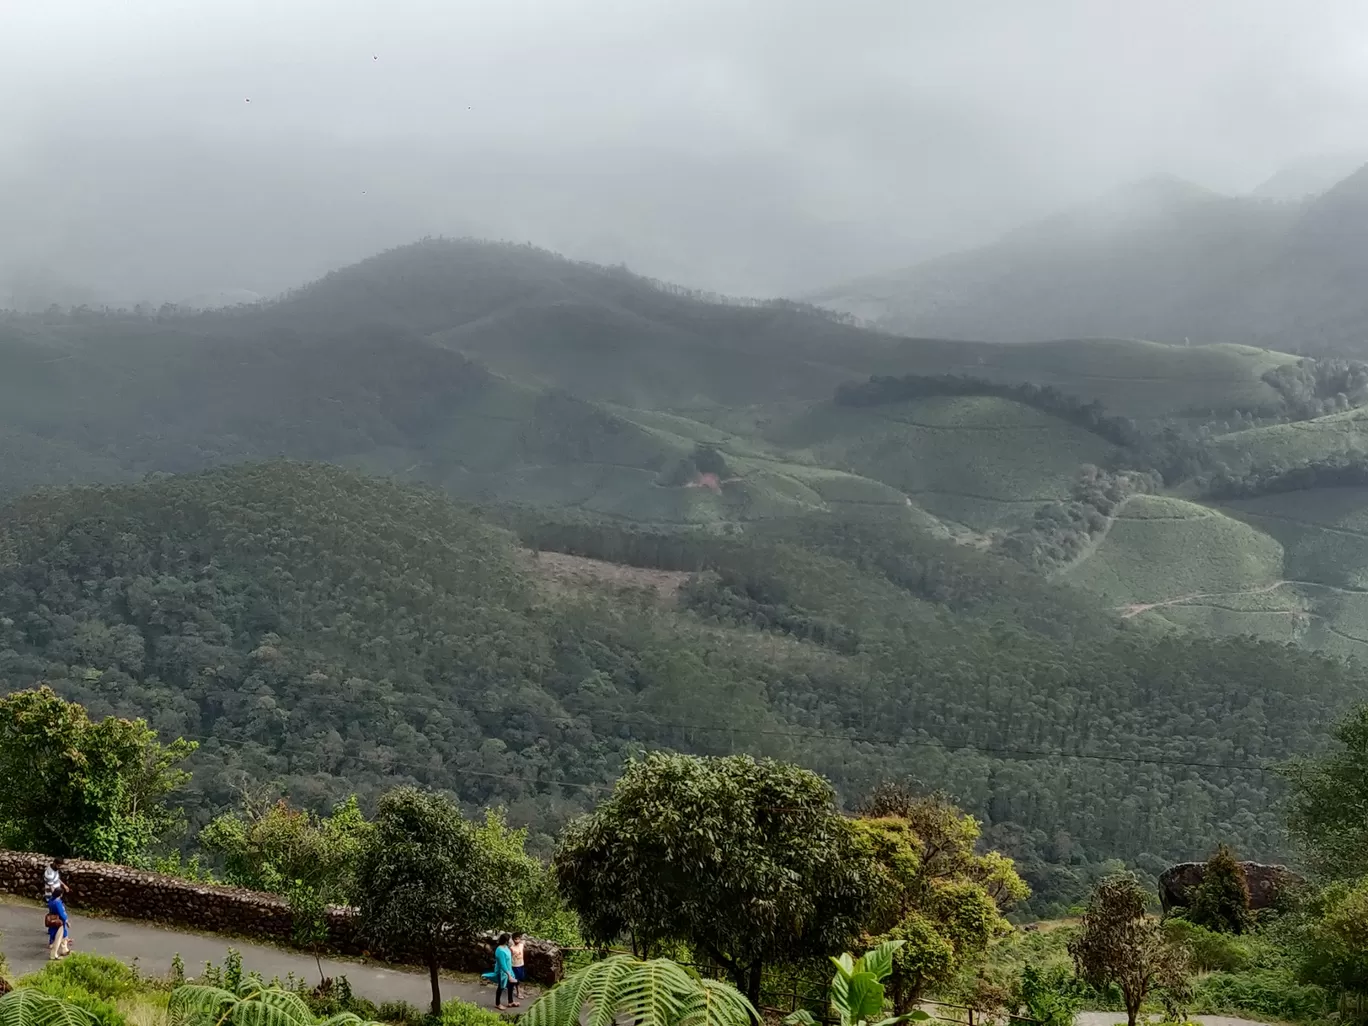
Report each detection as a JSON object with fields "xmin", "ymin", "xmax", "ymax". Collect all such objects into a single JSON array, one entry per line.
[
  {"xmin": 1125, "ymin": 995, "xmax": 1140, "ymax": 1026},
  {"xmin": 746, "ymin": 961, "xmax": 763, "ymax": 1014},
  {"xmin": 426, "ymin": 945, "xmax": 442, "ymax": 1017}
]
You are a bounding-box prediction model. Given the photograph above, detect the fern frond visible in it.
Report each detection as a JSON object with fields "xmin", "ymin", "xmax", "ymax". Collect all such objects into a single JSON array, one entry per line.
[
  {"xmin": 169, "ymin": 985, "xmax": 237, "ymax": 1026},
  {"xmin": 523, "ymin": 955, "xmax": 752, "ymax": 1026},
  {"xmin": 0, "ymin": 990, "xmax": 96, "ymax": 1026},
  {"xmin": 676, "ymin": 977, "xmax": 757, "ymax": 1026}
]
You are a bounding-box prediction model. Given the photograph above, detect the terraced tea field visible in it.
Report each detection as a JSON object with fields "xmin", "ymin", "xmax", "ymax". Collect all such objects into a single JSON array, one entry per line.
[
  {"xmin": 1211, "ymin": 407, "xmax": 1368, "ymax": 470},
  {"xmin": 886, "ymin": 337, "xmax": 1297, "ymax": 419},
  {"xmin": 769, "ymin": 395, "xmax": 1117, "ymax": 530}
]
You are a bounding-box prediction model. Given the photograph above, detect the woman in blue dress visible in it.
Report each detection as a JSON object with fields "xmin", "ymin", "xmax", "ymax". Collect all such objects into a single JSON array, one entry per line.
[{"xmin": 44, "ymin": 872, "xmax": 71, "ymax": 960}]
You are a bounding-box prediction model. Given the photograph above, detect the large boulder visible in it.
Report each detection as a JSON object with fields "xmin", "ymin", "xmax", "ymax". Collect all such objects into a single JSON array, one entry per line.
[{"xmin": 1158, "ymin": 860, "xmax": 1301, "ymax": 914}]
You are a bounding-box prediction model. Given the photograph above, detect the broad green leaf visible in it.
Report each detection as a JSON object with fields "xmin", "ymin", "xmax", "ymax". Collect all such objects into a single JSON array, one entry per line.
[
  {"xmin": 842, "ymin": 972, "xmax": 885, "ymax": 1024},
  {"xmin": 855, "ymin": 940, "xmax": 903, "ymax": 984}
]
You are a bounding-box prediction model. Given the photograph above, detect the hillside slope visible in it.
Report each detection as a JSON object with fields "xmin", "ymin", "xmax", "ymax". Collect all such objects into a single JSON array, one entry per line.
[
  {"xmin": 815, "ymin": 166, "xmax": 1368, "ymax": 356},
  {"xmin": 4, "ymin": 463, "xmax": 1368, "ymax": 900}
]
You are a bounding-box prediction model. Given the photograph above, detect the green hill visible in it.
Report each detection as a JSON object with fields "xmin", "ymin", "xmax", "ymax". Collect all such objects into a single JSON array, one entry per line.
[
  {"xmin": 813, "ymin": 164, "xmax": 1368, "ymax": 357},
  {"xmin": 879, "ymin": 338, "xmax": 1297, "ymax": 420},
  {"xmin": 770, "ymin": 394, "xmax": 1117, "ymax": 531},
  {"xmin": 1210, "ymin": 407, "xmax": 1368, "ymax": 471},
  {"xmin": 6, "ymin": 461, "xmax": 1368, "ymax": 911}
]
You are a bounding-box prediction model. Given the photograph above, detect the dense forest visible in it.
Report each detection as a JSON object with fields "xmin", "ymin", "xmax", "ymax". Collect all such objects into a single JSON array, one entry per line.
[{"xmin": 2, "ymin": 462, "xmax": 1365, "ymax": 915}]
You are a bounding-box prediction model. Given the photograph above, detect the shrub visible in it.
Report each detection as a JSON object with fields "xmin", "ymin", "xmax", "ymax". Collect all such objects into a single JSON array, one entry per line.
[
  {"xmin": 23, "ymin": 955, "xmax": 142, "ymax": 1001},
  {"xmin": 1185, "ymin": 846, "xmax": 1251, "ymax": 934},
  {"xmin": 1162, "ymin": 920, "xmax": 1251, "ymax": 972},
  {"xmin": 374, "ymin": 1000, "xmax": 425, "ymax": 1026},
  {"xmin": 1193, "ymin": 968, "xmax": 1328, "ymax": 1021},
  {"xmin": 438, "ymin": 1000, "xmax": 506, "ymax": 1026}
]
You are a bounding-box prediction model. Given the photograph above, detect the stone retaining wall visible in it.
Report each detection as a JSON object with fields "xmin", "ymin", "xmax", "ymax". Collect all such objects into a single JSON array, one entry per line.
[{"xmin": 0, "ymin": 852, "xmax": 562, "ymax": 985}]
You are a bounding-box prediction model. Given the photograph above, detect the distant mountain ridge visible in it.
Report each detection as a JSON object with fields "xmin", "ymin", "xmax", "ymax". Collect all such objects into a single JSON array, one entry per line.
[{"xmin": 814, "ymin": 164, "xmax": 1368, "ymax": 355}]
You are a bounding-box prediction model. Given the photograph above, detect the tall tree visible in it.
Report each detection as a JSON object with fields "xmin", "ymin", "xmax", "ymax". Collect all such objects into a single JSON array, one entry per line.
[
  {"xmin": 355, "ymin": 787, "xmax": 520, "ymax": 1015},
  {"xmin": 0, "ymin": 686, "xmax": 195, "ymax": 862},
  {"xmin": 1068, "ymin": 875, "xmax": 1190, "ymax": 1026},
  {"xmin": 852, "ymin": 786, "xmax": 1028, "ymax": 1010},
  {"xmin": 1185, "ymin": 844, "xmax": 1252, "ymax": 934},
  {"xmin": 1286, "ymin": 704, "xmax": 1368, "ymax": 880},
  {"xmin": 553, "ymin": 752, "xmax": 874, "ymax": 1006}
]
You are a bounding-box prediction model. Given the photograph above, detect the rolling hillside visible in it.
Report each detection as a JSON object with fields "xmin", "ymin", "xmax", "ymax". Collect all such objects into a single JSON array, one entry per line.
[
  {"xmin": 815, "ymin": 164, "xmax": 1368, "ymax": 357},
  {"xmin": 5, "ymin": 460, "xmax": 1368, "ymax": 911},
  {"xmin": 770, "ymin": 395, "xmax": 1117, "ymax": 531}
]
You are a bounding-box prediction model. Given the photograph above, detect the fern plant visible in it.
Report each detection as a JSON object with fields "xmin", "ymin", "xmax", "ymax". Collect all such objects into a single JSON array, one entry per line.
[
  {"xmin": 169, "ymin": 981, "xmax": 316, "ymax": 1026},
  {"xmin": 785, "ymin": 942, "xmax": 929, "ymax": 1026},
  {"xmin": 0, "ymin": 989, "xmax": 97, "ymax": 1026},
  {"xmin": 522, "ymin": 955, "xmax": 757, "ymax": 1026}
]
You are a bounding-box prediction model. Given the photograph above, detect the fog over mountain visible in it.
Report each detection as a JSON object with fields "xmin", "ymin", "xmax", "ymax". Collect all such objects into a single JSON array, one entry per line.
[{"xmin": 8, "ymin": 0, "xmax": 1368, "ymax": 307}]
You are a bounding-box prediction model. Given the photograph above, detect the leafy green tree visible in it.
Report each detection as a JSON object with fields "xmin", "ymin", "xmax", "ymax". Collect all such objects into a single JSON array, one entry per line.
[
  {"xmin": 1068, "ymin": 875, "xmax": 1191, "ymax": 1026},
  {"xmin": 1286, "ymin": 704, "xmax": 1368, "ymax": 880},
  {"xmin": 472, "ymin": 808, "xmax": 580, "ymax": 945},
  {"xmin": 201, "ymin": 795, "xmax": 371, "ymax": 905},
  {"xmin": 1012, "ymin": 964, "xmax": 1085, "ymax": 1026},
  {"xmin": 523, "ymin": 955, "xmax": 755, "ymax": 1026},
  {"xmin": 554, "ymin": 752, "xmax": 874, "ymax": 1005},
  {"xmin": 0, "ymin": 686, "xmax": 195, "ymax": 862},
  {"xmin": 1185, "ymin": 844, "xmax": 1252, "ymax": 934},
  {"xmin": 1293, "ymin": 875, "xmax": 1368, "ymax": 996},
  {"xmin": 784, "ymin": 941, "xmax": 928, "ymax": 1026},
  {"xmin": 852, "ymin": 787, "xmax": 1028, "ymax": 1011},
  {"xmin": 355, "ymin": 787, "xmax": 520, "ymax": 1016}
]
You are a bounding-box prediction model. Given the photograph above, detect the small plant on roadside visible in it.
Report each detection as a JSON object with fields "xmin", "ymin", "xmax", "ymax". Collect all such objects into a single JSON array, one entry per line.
[{"xmin": 785, "ymin": 941, "xmax": 930, "ymax": 1026}]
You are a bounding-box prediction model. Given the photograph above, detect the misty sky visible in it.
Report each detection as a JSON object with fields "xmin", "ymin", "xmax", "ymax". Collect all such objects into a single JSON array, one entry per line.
[{"xmin": 6, "ymin": 0, "xmax": 1368, "ymax": 305}]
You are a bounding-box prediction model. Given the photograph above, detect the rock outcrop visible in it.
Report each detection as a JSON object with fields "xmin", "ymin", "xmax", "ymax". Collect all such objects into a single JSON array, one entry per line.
[
  {"xmin": 0, "ymin": 852, "xmax": 561, "ymax": 984},
  {"xmin": 1158, "ymin": 859, "xmax": 1301, "ymax": 915}
]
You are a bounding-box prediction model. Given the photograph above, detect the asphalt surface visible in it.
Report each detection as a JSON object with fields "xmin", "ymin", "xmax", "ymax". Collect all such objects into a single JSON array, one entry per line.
[{"xmin": 0, "ymin": 898, "xmax": 533, "ymax": 1012}]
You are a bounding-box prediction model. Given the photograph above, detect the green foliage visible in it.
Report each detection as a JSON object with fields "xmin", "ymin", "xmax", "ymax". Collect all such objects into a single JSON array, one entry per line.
[
  {"xmin": 23, "ymin": 957, "xmax": 141, "ymax": 1001},
  {"xmin": 5, "ymin": 461, "xmax": 1368, "ymax": 907},
  {"xmin": 168, "ymin": 982, "xmax": 313, "ymax": 1026},
  {"xmin": 554, "ymin": 752, "xmax": 874, "ymax": 1002},
  {"xmin": 850, "ymin": 788, "xmax": 1026, "ymax": 1009},
  {"xmin": 470, "ymin": 809, "xmax": 580, "ymax": 946},
  {"xmin": 201, "ymin": 796, "xmax": 370, "ymax": 906},
  {"xmin": 1286, "ymin": 704, "xmax": 1368, "ymax": 881},
  {"xmin": 1160, "ymin": 920, "xmax": 1250, "ymax": 973},
  {"xmin": 1183, "ymin": 845, "xmax": 1251, "ymax": 934},
  {"xmin": 0, "ymin": 686, "xmax": 195, "ymax": 862},
  {"xmin": 1012, "ymin": 964, "xmax": 1085, "ymax": 1026},
  {"xmin": 522, "ymin": 955, "xmax": 756, "ymax": 1026},
  {"xmin": 355, "ymin": 787, "xmax": 519, "ymax": 1015},
  {"xmin": 784, "ymin": 942, "xmax": 929, "ymax": 1026},
  {"xmin": 1191, "ymin": 968, "xmax": 1328, "ymax": 1021},
  {"xmin": 1068, "ymin": 876, "xmax": 1191, "ymax": 1026},
  {"xmin": 1291, "ymin": 874, "xmax": 1368, "ymax": 996},
  {"xmin": 0, "ymin": 989, "xmax": 98, "ymax": 1026},
  {"xmin": 435, "ymin": 1001, "xmax": 505, "ymax": 1026}
]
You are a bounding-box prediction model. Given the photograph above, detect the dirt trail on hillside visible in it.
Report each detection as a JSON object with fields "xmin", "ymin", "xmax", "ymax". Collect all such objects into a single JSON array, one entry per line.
[{"xmin": 1118, "ymin": 578, "xmax": 1368, "ymax": 618}]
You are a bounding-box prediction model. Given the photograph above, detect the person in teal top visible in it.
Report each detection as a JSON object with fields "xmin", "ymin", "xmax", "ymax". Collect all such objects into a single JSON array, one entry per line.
[{"xmin": 493, "ymin": 933, "xmax": 519, "ymax": 1009}]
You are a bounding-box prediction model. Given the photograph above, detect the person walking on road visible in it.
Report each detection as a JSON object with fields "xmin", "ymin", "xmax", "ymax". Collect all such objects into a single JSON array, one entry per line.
[
  {"xmin": 493, "ymin": 933, "xmax": 519, "ymax": 1010},
  {"xmin": 44, "ymin": 878, "xmax": 71, "ymax": 960}
]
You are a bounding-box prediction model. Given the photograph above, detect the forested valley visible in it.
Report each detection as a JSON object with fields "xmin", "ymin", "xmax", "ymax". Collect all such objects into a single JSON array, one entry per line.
[{"xmin": 10, "ymin": 239, "xmax": 1368, "ymax": 917}]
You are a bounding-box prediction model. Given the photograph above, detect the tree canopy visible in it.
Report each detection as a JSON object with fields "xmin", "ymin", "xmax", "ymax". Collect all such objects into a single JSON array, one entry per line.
[
  {"xmin": 0, "ymin": 686, "xmax": 195, "ymax": 862},
  {"xmin": 355, "ymin": 787, "xmax": 521, "ymax": 1015},
  {"xmin": 553, "ymin": 752, "xmax": 873, "ymax": 1003}
]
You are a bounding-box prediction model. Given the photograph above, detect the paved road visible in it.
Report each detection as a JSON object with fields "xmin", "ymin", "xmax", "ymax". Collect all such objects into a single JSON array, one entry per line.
[
  {"xmin": 0, "ymin": 899, "xmax": 533, "ymax": 1012},
  {"xmin": 1076, "ymin": 1016, "xmax": 1269, "ymax": 1026}
]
